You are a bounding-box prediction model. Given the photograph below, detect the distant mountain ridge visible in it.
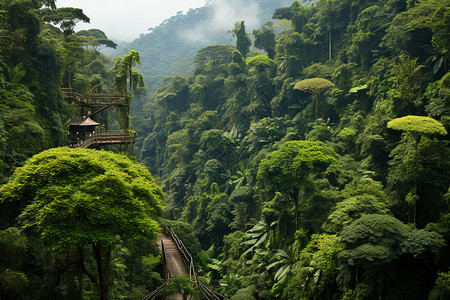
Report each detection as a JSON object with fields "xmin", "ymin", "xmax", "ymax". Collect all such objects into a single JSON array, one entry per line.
[{"xmin": 111, "ymin": 0, "xmax": 316, "ymax": 91}]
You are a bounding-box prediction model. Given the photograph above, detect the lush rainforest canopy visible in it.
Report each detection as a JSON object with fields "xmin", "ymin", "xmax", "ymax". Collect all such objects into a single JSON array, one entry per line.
[{"xmin": 1, "ymin": 0, "xmax": 450, "ymax": 299}]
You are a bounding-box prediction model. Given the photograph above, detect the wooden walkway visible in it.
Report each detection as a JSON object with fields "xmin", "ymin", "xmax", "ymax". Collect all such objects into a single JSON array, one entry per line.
[
  {"xmin": 143, "ymin": 226, "xmax": 227, "ymax": 300},
  {"xmin": 158, "ymin": 233, "xmax": 187, "ymax": 300}
]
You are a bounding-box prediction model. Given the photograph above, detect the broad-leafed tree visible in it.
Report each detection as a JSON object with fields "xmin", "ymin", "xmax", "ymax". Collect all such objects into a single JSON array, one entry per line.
[
  {"xmin": 294, "ymin": 78, "xmax": 334, "ymax": 122},
  {"xmin": 257, "ymin": 140, "xmax": 340, "ymax": 231},
  {"xmin": 0, "ymin": 148, "xmax": 164, "ymax": 300}
]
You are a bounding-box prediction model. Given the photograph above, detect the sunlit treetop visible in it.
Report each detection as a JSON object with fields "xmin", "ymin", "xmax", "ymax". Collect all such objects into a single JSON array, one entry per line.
[
  {"xmin": 0, "ymin": 147, "xmax": 165, "ymax": 251},
  {"xmin": 294, "ymin": 78, "xmax": 334, "ymax": 121},
  {"xmin": 246, "ymin": 55, "xmax": 274, "ymax": 68},
  {"xmin": 258, "ymin": 140, "xmax": 340, "ymax": 190},
  {"xmin": 387, "ymin": 115, "xmax": 447, "ymax": 136},
  {"xmin": 294, "ymin": 78, "xmax": 334, "ymax": 96}
]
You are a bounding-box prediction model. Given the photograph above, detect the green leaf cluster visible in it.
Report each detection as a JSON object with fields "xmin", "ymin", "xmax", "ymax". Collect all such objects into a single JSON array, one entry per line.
[
  {"xmin": 387, "ymin": 115, "xmax": 448, "ymax": 136},
  {"xmin": 1, "ymin": 147, "xmax": 164, "ymax": 251},
  {"xmin": 0, "ymin": 148, "xmax": 165, "ymax": 298}
]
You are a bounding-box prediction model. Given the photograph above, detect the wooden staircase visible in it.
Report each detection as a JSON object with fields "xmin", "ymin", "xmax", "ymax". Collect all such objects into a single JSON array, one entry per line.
[{"xmin": 62, "ymin": 88, "xmax": 134, "ymax": 148}]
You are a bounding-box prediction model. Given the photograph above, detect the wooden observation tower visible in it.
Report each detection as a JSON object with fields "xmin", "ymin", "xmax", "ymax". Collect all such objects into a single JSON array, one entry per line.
[{"xmin": 62, "ymin": 88, "xmax": 135, "ymax": 149}]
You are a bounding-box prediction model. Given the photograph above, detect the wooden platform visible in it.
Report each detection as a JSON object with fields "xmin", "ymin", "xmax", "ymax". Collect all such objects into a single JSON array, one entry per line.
[{"xmin": 157, "ymin": 233, "xmax": 188, "ymax": 300}]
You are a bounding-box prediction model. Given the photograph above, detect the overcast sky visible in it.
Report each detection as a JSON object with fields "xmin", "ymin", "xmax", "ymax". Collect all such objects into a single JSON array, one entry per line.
[{"xmin": 56, "ymin": 0, "xmax": 208, "ymax": 41}]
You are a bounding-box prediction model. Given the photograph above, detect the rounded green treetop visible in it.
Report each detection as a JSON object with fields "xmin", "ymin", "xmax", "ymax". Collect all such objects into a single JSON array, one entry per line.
[
  {"xmin": 246, "ymin": 55, "xmax": 275, "ymax": 68},
  {"xmin": 293, "ymin": 78, "xmax": 334, "ymax": 95},
  {"xmin": 387, "ymin": 115, "xmax": 447, "ymax": 225},
  {"xmin": 387, "ymin": 115, "xmax": 447, "ymax": 136},
  {"xmin": 294, "ymin": 78, "xmax": 334, "ymax": 121},
  {"xmin": 1, "ymin": 147, "xmax": 164, "ymax": 247},
  {"xmin": 257, "ymin": 140, "xmax": 340, "ymax": 230},
  {"xmin": 0, "ymin": 147, "xmax": 165, "ymax": 299}
]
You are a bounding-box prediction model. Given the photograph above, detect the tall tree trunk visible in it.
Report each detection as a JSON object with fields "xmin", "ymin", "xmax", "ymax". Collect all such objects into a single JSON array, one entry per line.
[
  {"xmin": 68, "ymin": 70, "xmax": 72, "ymax": 88},
  {"xmin": 93, "ymin": 243, "xmax": 108, "ymax": 300},
  {"xmin": 293, "ymin": 189, "xmax": 300, "ymax": 231},
  {"xmin": 328, "ymin": 0, "xmax": 332, "ymax": 60},
  {"xmin": 329, "ymin": 27, "xmax": 332, "ymax": 60},
  {"xmin": 412, "ymin": 134, "xmax": 421, "ymax": 225},
  {"xmin": 128, "ymin": 240, "xmax": 134, "ymax": 293},
  {"xmin": 129, "ymin": 65, "xmax": 132, "ymax": 93},
  {"xmin": 315, "ymin": 95, "xmax": 319, "ymax": 122},
  {"xmin": 44, "ymin": 251, "xmax": 58, "ymax": 300}
]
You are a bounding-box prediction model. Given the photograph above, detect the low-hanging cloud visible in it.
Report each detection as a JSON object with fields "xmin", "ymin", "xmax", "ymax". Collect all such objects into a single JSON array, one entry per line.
[{"xmin": 180, "ymin": 0, "xmax": 263, "ymax": 44}]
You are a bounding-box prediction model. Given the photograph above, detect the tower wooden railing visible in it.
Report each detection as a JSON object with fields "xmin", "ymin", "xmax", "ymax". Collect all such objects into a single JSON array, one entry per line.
[
  {"xmin": 61, "ymin": 88, "xmax": 129, "ymax": 107},
  {"xmin": 67, "ymin": 130, "xmax": 135, "ymax": 148}
]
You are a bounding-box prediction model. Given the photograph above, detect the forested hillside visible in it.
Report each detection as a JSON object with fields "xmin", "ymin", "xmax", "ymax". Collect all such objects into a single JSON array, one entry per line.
[
  {"xmin": 0, "ymin": 0, "xmax": 127, "ymax": 182},
  {"xmin": 113, "ymin": 0, "xmax": 304, "ymax": 92},
  {"xmin": 132, "ymin": 0, "xmax": 450, "ymax": 298},
  {"xmin": 1, "ymin": 0, "xmax": 450, "ymax": 299},
  {"xmin": 0, "ymin": 1, "xmax": 163, "ymax": 299}
]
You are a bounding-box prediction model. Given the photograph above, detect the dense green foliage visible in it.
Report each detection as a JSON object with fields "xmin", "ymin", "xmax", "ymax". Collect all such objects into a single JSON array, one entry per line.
[
  {"xmin": 112, "ymin": 0, "xmax": 296, "ymax": 91},
  {"xmin": 388, "ymin": 115, "xmax": 448, "ymax": 136},
  {"xmin": 130, "ymin": 0, "xmax": 450, "ymax": 299},
  {"xmin": 0, "ymin": 1, "xmax": 164, "ymax": 299},
  {"xmin": 0, "ymin": 0, "xmax": 126, "ymax": 183},
  {"xmin": 1, "ymin": 0, "xmax": 450, "ymax": 299},
  {"xmin": 0, "ymin": 148, "xmax": 165, "ymax": 299}
]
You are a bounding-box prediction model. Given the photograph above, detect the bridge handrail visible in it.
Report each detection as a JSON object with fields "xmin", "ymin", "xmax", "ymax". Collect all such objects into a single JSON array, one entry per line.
[
  {"xmin": 166, "ymin": 226, "xmax": 193, "ymax": 275},
  {"xmin": 198, "ymin": 281, "xmax": 225, "ymax": 300},
  {"xmin": 141, "ymin": 237, "xmax": 173, "ymax": 300},
  {"xmin": 141, "ymin": 281, "xmax": 168, "ymax": 300},
  {"xmin": 161, "ymin": 240, "xmax": 172, "ymax": 281}
]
